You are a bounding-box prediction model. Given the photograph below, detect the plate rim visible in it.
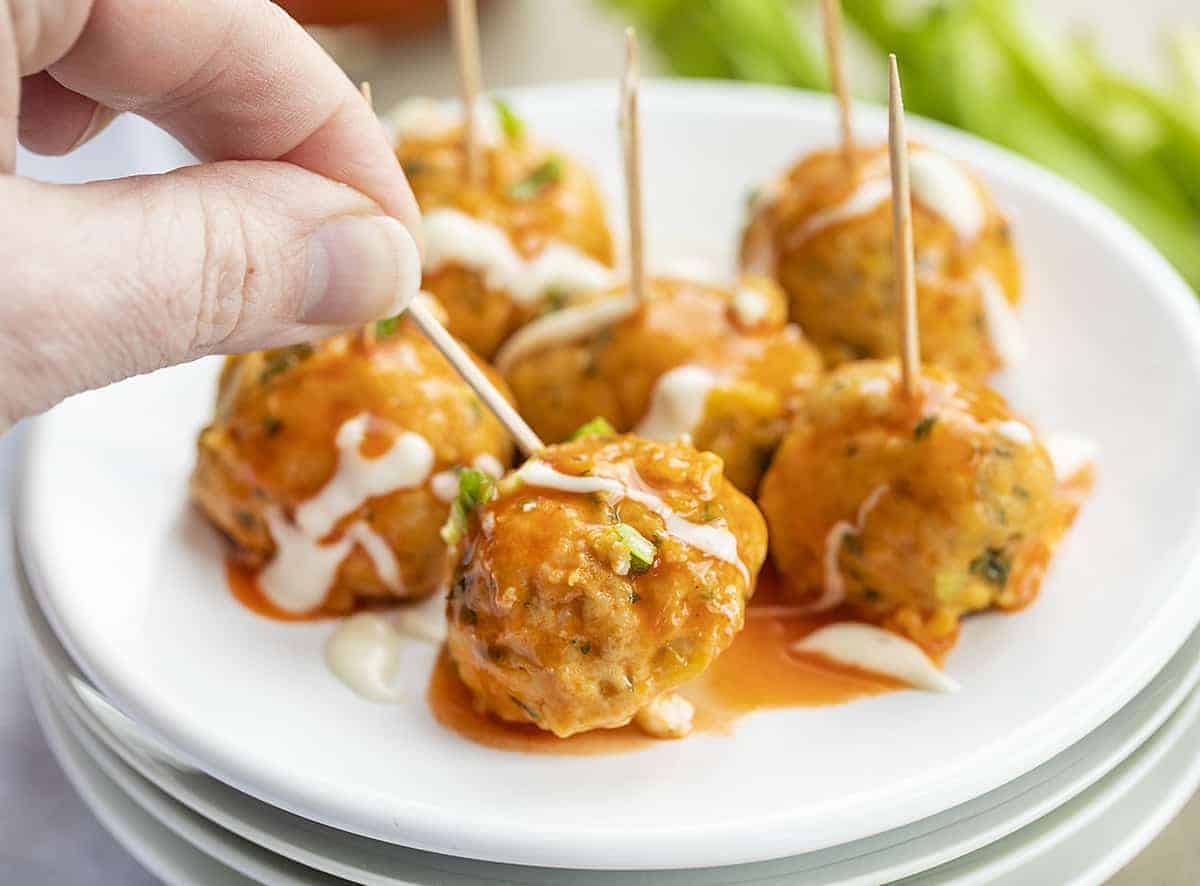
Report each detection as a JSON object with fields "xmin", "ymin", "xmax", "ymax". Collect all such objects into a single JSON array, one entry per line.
[
  {"xmin": 16, "ymin": 79, "xmax": 1200, "ymax": 869},
  {"xmin": 17, "ymin": 542, "xmax": 1200, "ymax": 886}
]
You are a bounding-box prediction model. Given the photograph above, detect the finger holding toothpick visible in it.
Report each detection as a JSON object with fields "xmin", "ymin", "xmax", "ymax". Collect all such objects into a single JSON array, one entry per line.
[
  {"xmin": 888, "ymin": 54, "xmax": 920, "ymax": 398},
  {"xmin": 621, "ymin": 27, "xmax": 647, "ymax": 305}
]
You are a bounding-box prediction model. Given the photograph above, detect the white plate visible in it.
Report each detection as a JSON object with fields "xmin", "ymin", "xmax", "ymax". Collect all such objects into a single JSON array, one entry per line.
[
  {"xmin": 17, "ymin": 81, "xmax": 1200, "ymax": 869},
  {"xmin": 16, "ymin": 546, "xmax": 1200, "ymax": 886},
  {"xmin": 28, "ymin": 588, "xmax": 1200, "ymax": 886},
  {"xmin": 906, "ymin": 676, "xmax": 1200, "ymax": 885},
  {"xmin": 38, "ymin": 634, "xmax": 1200, "ymax": 886},
  {"xmin": 21, "ymin": 652, "xmax": 316, "ymax": 886}
]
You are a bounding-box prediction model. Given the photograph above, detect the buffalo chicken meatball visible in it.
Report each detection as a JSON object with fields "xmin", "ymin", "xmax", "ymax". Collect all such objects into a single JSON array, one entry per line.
[
  {"xmin": 759, "ymin": 360, "xmax": 1072, "ymax": 654},
  {"xmin": 388, "ymin": 99, "xmax": 616, "ymax": 358},
  {"xmin": 190, "ymin": 319, "xmax": 514, "ymax": 615},
  {"xmin": 741, "ymin": 144, "xmax": 1021, "ymax": 379},
  {"xmin": 497, "ymin": 274, "xmax": 822, "ymax": 494},
  {"xmin": 444, "ymin": 433, "xmax": 768, "ymax": 738}
]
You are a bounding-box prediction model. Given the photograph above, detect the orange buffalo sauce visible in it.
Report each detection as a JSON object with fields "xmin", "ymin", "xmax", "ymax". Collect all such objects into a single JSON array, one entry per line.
[
  {"xmin": 425, "ymin": 567, "xmax": 902, "ymax": 755},
  {"xmin": 225, "ymin": 561, "xmax": 329, "ymax": 623},
  {"xmin": 426, "ymin": 649, "xmax": 655, "ymax": 756},
  {"xmin": 229, "ymin": 556, "xmax": 907, "ymax": 753}
]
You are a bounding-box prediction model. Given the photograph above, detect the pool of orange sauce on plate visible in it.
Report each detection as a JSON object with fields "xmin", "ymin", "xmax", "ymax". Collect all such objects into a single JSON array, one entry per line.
[
  {"xmin": 226, "ymin": 561, "xmax": 328, "ymax": 622},
  {"xmin": 424, "ymin": 567, "xmax": 903, "ymax": 755},
  {"xmin": 426, "ymin": 649, "xmax": 654, "ymax": 755},
  {"xmin": 225, "ymin": 465, "xmax": 1094, "ymax": 755},
  {"xmin": 229, "ymin": 560, "xmax": 905, "ymax": 754}
]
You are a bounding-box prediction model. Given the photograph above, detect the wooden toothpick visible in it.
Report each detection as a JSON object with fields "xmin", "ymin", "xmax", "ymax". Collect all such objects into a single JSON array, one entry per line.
[
  {"xmin": 820, "ymin": 0, "xmax": 856, "ymax": 172},
  {"xmin": 359, "ymin": 81, "xmax": 380, "ymax": 350},
  {"xmin": 621, "ymin": 27, "xmax": 647, "ymax": 305},
  {"xmin": 888, "ymin": 55, "xmax": 920, "ymax": 398},
  {"xmin": 358, "ymin": 81, "xmax": 389, "ymax": 350},
  {"xmin": 450, "ymin": 0, "xmax": 484, "ymax": 186},
  {"xmin": 407, "ymin": 301, "xmax": 544, "ymax": 456}
]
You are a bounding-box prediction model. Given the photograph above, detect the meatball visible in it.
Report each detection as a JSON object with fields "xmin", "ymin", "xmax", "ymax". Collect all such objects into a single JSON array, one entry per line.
[
  {"xmin": 759, "ymin": 360, "xmax": 1071, "ymax": 654},
  {"xmin": 741, "ymin": 144, "xmax": 1021, "ymax": 379},
  {"xmin": 389, "ymin": 99, "xmax": 615, "ymax": 358},
  {"xmin": 190, "ymin": 319, "xmax": 514, "ymax": 614},
  {"xmin": 444, "ymin": 433, "xmax": 768, "ymax": 738},
  {"xmin": 498, "ymin": 274, "xmax": 823, "ymax": 494}
]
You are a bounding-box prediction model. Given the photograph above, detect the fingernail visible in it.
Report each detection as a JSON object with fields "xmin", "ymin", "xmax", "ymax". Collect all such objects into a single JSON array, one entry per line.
[{"xmin": 301, "ymin": 216, "xmax": 422, "ymax": 325}]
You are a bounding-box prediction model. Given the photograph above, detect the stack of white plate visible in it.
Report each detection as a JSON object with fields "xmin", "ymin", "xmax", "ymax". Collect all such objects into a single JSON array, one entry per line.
[{"xmin": 13, "ymin": 83, "xmax": 1200, "ymax": 885}]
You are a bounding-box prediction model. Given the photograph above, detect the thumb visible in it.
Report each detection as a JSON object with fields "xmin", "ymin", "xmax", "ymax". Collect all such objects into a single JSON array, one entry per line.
[{"xmin": 0, "ymin": 160, "xmax": 422, "ymax": 427}]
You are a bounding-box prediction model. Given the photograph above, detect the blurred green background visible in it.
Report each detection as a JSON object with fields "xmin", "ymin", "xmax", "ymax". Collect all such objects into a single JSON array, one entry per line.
[
  {"xmin": 601, "ymin": 0, "xmax": 1200, "ymax": 292},
  {"xmin": 303, "ymin": 0, "xmax": 1200, "ymax": 294}
]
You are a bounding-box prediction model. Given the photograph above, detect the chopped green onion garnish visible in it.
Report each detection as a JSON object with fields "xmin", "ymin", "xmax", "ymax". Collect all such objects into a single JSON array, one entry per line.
[
  {"xmin": 540, "ymin": 287, "xmax": 570, "ymax": 314},
  {"xmin": 567, "ymin": 417, "xmax": 616, "ymax": 442},
  {"xmin": 259, "ymin": 343, "xmax": 314, "ymax": 383},
  {"xmin": 913, "ymin": 415, "xmax": 938, "ymax": 440},
  {"xmin": 969, "ymin": 546, "xmax": 1012, "ymax": 588},
  {"xmin": 615, "ymin": 523, "xmax": 656, "ymax": 573},
  {"xmin": 508, "ymin": 156, "xmax": 562, "ymax": 200},
  {"xmin": 492, "ymin": 97, "xmax": 525, "ymax": 142},
  {"xmin": 439, "ymin": 467, "xmax": 496, "ymax": 545},
  {"xmin": 375, "ymin": 315, "xmax": 399, "ymax": 338},
  {"xmin": 458, "ymin": 466, "xmax": 495, "ymax": 510}
]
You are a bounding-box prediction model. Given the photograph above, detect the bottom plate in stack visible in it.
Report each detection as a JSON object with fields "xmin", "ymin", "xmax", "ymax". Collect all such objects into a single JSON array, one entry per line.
[
  {"xmin": 15, "ymin": 546, "xmax": 1200, "ymax": 885},
  {"xmin": 25, "ymin": 639, "xmax": 1200, "ymax": 886}
]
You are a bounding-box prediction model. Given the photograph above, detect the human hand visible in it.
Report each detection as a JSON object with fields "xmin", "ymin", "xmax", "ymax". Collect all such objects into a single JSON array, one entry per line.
[{"xmin": 0, "ymin": 0, "xmax": 423, "ymax": 431}]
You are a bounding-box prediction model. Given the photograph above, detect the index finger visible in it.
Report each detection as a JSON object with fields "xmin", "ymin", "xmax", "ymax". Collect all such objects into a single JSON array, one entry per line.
[{"xmin": 45, "ymin": 0, "xmax": 418, "ymax": 231}]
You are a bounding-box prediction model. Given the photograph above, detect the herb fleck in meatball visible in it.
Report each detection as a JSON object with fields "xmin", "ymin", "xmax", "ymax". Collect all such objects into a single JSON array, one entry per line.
[{"xmin": 445, "ymin": 433, "xmax": 767, "ymax": 737}]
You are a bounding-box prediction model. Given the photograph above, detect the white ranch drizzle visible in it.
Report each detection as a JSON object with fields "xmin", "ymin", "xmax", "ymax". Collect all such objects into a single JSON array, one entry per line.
[
  {"xmin": 260, "ymin": 509, "xmax": 354, "ymax": 613},
  {"xmin": 493, "ymin": 295, "xmax": 636, "ymax": 372},
  {"xmin": 992, "ymin": 420, "xmax": 1034, "ymax": 446},
  {"xmin": 324, "ymin": 614, "xmax": 407, "ymax": 703},
  {"xmin": 791, "ymin": 175, "xmax": 893, "ymax": 246},
  {"xmin": 792, "ymin": 623, "xmax": 960, "ymax": 693},
  {"xmin": 634, "ymin": 693, "xmax": 695, "ymax": 739},
  {"xmin": 1045, "ymin": 431, "xmax": 1099, "ymax": 483},
  {"xmin": 908, "ymin": 151, "xmax": 986, "ymax": 242},
  {"xmin": 325, "ymin": 597, "xmax": 449, "ymax": 703},
  {"xmin": 788, "ymin": 149, "xmax": 988, "ymax": 246},
  {"xmin": 974, "ymin": 270, "xmax": 1026, "ymax": 368},
  {"xmin": 260, "ymin": 415, "xmax": 439, "ymax": 611},
  {"xmin": 731, "ymin": 286, "xmax": 771, "ymax": 327},
  {"xmin": 817, "ymin": 484, "xmax": 891, "ymax": 613},
  {"xmin": 295, "ymin": 415, "xmax": 434, "ymax": 539},
  {"xmin": 513, "ymin": 460, "xmax": 749, "ymax": 582},
  {"xmin": 343, "ymin": 524, "xmax": 402, "ymax": 592},
  {"xmin": 380, "ymin": 97, "xmax": 500, "ymax": 147},
  {"xmin": 422, "ymin": 208, "xmax": 616, "ymax": 308},
  {"xmin": 259, "ymin": 516, "xmax": 406, "ymax": 613},
  {"xmin": 473, "ymin": 453, "xmax": 506, "ymax": 479},
  {"xmin": 393, "ymin": 594, "xmax": 450, "ymax": 646},
  {"xmin": 431, "ymin": 470, "xmax": 460, "ymax": 503},
  {"xmin": 634, "ymin": 366, "xmax": 721, "ymax": 443}
]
